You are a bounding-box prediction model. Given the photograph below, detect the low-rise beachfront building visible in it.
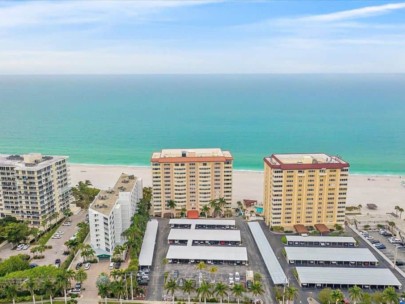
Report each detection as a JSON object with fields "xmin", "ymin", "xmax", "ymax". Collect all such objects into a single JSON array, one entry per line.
[
  {"xmin": 89, "ymin": 173, "xmax": 142, "ymax": 257},
  {"xmin": 151, "ymin": 148, "xmax": 233, "ymax": 217},
  {"xmin": 0, "ymin": 153, "xmax": 71, "ymax": 226},
  {"xmin": 263, "ymin": 153, "xmax": 350, "ymax": 230}
]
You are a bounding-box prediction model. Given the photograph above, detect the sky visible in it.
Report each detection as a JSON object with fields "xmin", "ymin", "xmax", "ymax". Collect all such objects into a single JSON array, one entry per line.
[{"xmin": 0, "ymin": 0, "xmax": 405, "ymax": 74}]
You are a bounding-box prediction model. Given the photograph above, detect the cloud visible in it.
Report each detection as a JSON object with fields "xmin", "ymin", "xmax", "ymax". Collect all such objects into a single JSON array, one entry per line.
[{"xmin": 300, "ymin": 3, "xmax": 405, "ymax": 22}]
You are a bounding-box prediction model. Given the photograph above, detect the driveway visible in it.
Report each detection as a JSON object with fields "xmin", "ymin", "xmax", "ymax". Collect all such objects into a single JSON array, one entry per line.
[{"xmin": 0, "ymin": 210, "xmax": 86, "ymax": 266}]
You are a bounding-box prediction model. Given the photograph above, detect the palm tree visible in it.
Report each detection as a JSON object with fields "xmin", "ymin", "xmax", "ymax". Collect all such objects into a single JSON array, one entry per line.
[
  {"xmin": 209, "ymin": 266, "xmax": 218, "ymax": 281},
  {"xmin": 182, "ymin": 279, "xmax": 195, "ymax": 304},
  {"xmin": 56, "ymin": 269, "xmax": 75, "ymax": 304},
  {"xmin": 75, "ymin": 268, "xmax": 88, "ymax": 285},
  {"xmin": 285, "ymin": 286, "xmax": 298, "ymax": 304},
  {"xmin": 349, "ymin": 285, "xmax": 363, "ymax": 304},
  {"xmin": 395, "ymin": 205, "xmax": 400, "ymax": 216},
  {"xmin": 4, "ymin": 283, "xmax": 18, "ymax": 304},
  {"xmin": 110, "ymin": 269, "xmax": 124, "ymax": 281},
  {"xmin": 181, "ymin": 207, "xmax": 187, "ymax": 218},
  {"xmin": 80, "ymin": 243, "xmax": 95, "ymax": 262},
  {"xmin": 24, "ymin": 276, "xmax": 37, "ymax": 304},
  {"xmin": 231, "ymin": 283, "xmax": 245, "ymax": 304},
  {"xmin": 201, "ymin": 205, "xmax": 211, "ymax": 218},
  {"xmin": 166, "ymin": 200, "xmax": 177, "ymax": 218},
  {"xmin": 251, "ymin": 281, "xmax": 265, "ymax": 302},
  {"xmin": 43, "ymin": 278, "xmax": 56, "ymax": 304},
  {"xmin": 382, "ymin": 286, "xmax": 399, "ymax": 304},
  {"xmin": 113, "ymin": 244, "xmax": 126, "ymax": 261},
  {"xmin": 96, "ymin": 273, "xmax": 111, "ymax": 304},
  {"xmin": 217, "ymin": 197, "xmax": 227, "ymax": 216},
  {"xmin": 214, "ymin": 282, "xmax": 228, "ymax": 304},
  {"xmin": 197, "ymin": 281, "xmax": 212, "ymax": 304},
  {"xmin": 399, "ymin": 207, "xmax": 404, "ymax": 219},
  {"xmin": 196, "ymin": 261, "xmax": 207, "ymax": 272},
  {"xmin": 111, "ymin": 279, "xmax": 126, "ymax": 304},
  {"xmin": 330, "ymin": 289, "xmax": 344, "ymax": 304},
  {"xmin": 165, "ymin": 278, "xmax": 177, "ymax": 304},
  {"xmin": 273, "ymin": 287, "xmax": 284, "ymax": 303}
]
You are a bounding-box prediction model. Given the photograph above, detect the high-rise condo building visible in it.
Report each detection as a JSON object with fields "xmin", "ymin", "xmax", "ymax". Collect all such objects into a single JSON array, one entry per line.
[
  {"xmin": 0, "ymin": 153, "xmax": 71, "ymax": 226},
  {"xmin": 151, "ymin": 148, "xmax": 233, "ymax": 217},
  {"xmin": 89, "ymin": 173, "xmax": 142, "ymax": 257},
  {"xmin": 263, "ymin": 153, "xmax": 349, "ymax": 230}
]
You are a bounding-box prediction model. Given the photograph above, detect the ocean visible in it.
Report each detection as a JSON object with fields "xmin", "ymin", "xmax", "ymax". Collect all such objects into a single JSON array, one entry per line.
[{"xmin": 0, "ymin": 74, "xmax": 404, "ymax": 174}]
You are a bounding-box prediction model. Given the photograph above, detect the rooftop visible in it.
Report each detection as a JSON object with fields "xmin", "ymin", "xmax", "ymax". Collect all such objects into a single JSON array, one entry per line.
[
  {"xmin": 0, "ymin": 153, "xmax": 67, "ymax": 170},
  {"xmin": 285, "ymin": 247, "xmax": 378, "ymax": 263},
  {"xmin": 264, "ymin": 153, "xmax": 349, "ymax": 170},
  {"xmin": 296, "ymin": 267, "xmax": 401, "ymax": 287},
  {"xmin": 286, "ymin": 235, "xmax": 356, "ymax": 244},
  {"xmin": 89, "ymin": 173, "xmax": 138, "ymax": 216},
  {"xmin": 168, "ymin": 229, "xmax": 241, "ymax": 242},
  {"xmin": 166, "ymin": 245, "xmax": 248, "ymax": 261},
  {"xmin": 139, "ymin": 220, "xmax": 159, "ymax": 267},
  {"xmin": 169, "ymin": 219, "xmax": 236, "ymax": 226},
  {"xmin": 151, "ymin": 148, "xmax": 233, "ymax": 163}
]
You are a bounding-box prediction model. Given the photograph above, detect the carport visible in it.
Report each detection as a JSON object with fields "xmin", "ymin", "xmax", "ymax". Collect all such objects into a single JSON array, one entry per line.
[
  {"xmin": 297, "ymin": 267, "xmax": 402, "ymax": 289},
  {"xmin": 285, "ymin": 236, "xmax": 357, "ymax": 247},
  {"xmin": 139, "ymin": 219, "xmax": 159, "ymax": 269},
  {"xmin": 168, "ymin": 229, "xmax": 241, "ymax": 246}
]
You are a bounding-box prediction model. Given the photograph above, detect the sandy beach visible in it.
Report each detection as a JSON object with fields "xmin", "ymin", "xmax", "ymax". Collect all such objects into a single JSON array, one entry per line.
[{"xmin": 69, "ymin": 164, "xmax": 405, "ymax": 215}]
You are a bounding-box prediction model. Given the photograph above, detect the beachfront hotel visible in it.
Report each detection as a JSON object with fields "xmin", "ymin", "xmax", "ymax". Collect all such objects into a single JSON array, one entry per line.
[
  {"xmin": 88, "ymin": 173, "xmax": 142, "ymax": 257},
  {"xmin": 151, "ymin": 148, "xmax": 233, "ymax": 217},
  {"xmin": 0, "ymin": 153, "xmax": 71, "ymax": 226},
  {"xmin": 263, "ymin": 153, "xmax": 349, "ymax": 231}
]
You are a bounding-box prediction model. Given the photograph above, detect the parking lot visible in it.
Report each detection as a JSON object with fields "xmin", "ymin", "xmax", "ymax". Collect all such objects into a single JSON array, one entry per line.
[
  {"xmin": 0, "ymin": 210, "xmax": 86, "ymax": 266},
  {"xmin": 146, "ymin": 218, "xmax": 273, "ymax": 304}
]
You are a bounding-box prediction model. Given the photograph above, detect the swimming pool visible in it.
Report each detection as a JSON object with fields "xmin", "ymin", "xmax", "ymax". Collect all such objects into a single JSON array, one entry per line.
[{"xmin": 255, "ymin": 206, "xmax": 263, "ymax": 214}]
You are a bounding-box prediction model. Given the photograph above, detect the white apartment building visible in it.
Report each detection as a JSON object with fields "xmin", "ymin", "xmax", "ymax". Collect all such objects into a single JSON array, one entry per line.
[
  {"xmin": 0, "ymin": 153, "xmax": 71, "ymax": 226},
  {"xmin": 89, "ymin": 173, "xmax": 142, "ymax": 257}
]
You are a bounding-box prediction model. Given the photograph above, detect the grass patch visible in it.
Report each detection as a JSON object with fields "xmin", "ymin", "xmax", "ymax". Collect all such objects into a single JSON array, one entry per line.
[{"xmin": 37, "ymin": 221, "xmax": 63, "ymax": 246}]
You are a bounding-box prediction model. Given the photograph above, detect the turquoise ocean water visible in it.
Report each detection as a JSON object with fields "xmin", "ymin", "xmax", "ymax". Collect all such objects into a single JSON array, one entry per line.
[{"xmin": 0, "ymin": 74, "xmax": 404, "ymax": 174}]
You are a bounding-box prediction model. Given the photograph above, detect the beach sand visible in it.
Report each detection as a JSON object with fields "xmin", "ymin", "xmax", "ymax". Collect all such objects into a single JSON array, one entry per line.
[{"xmin": 69, "ymin": 164, "xmax": 405, "ymax": 215}]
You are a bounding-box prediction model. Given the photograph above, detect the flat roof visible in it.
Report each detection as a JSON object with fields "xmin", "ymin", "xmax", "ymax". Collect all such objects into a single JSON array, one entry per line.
[
  {"xmin": 286, "ymin": 236, "xmax": 356, "ymax": 243},
  {"xmin": 0, "ymin": 153, "xmax": 68, "ymax": 170},
  {"xmin": 264, "ymin": 153, "xmax": 349, "ymax": 170},
  {"xmin": 168, "ymin": 229, "xmax": 241, "ymax": 242},
  {"xmin": 166, "ymin": 245, "xmax": 247, "ymax": 261},
  {"xmin": 169, "ymin": 219, "xmax": 236, "ymax": 226},
  {"xmin": 139, "ymin": 220, "xmax": 159, "ymax": 267},
  {"xmin": 151, "ymin": 148, "xmax": 233, "ymax": 163},
  {"xmin": 89, "ymin": 173, "xmax": 138, "ymax": 216},
  {"xmin": 248, "ymin": 222, "xmax": 287, "ymax": 285},
  {"xmin": 285, "ymin": 247, "xmax": 378, "ymax": 263},
  {"xmin": 297, "ymin": 267, "xmax": 401, "ymax": 287}
]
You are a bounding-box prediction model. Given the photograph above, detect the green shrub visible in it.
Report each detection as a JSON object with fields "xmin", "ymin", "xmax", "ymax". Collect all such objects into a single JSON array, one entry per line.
[
  {"xmin": 281, "ymin": 235, "xmax": 287, "ymax": 244},
  {"xmin": 0, "ymin": 255, "xmax": 30, "ymax": 277}
]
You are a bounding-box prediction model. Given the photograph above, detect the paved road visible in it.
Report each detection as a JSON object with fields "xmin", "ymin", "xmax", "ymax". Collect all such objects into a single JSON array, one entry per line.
[{"xmin": 0, "ymin": 210, "xmax": 86, "ymax": 266}]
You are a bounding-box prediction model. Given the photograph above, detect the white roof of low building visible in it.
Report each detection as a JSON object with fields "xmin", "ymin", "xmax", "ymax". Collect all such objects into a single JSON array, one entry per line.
[
  {"xmin": 248, "ymin": 222, "xmax": 287, "ymax": 285},
  {"xmin": 168, "ymin": 229, "xmax": 241, "ymax": 242},
  {"xmin": 297, "ymin": 267, "xmax": 401, "ymax": 287},
  {"xmin": 138, "ymin": 220, "xmax": 159, "ymax": 267},
  {"xmin": 285, "ymin": 247, "xmax": 378, "ymax": 262},
  {"xmin": 169, "ymin": 219, "xmax": 236, "ymax": 226},
  {"xmin": 286, "ymin": 235, "xmax": 356, "ymax": 243},
  {"xmin": 166, "ymin": 245, "xmax": 247, "ymax": 261}
]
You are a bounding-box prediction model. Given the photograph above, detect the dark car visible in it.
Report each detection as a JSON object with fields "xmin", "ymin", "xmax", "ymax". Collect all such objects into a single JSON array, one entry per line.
[
  {"xmin": 29, "ymin": 263, "xmax": 38, "ymax": 268},
  {"xmin": 114, "ymin": 262, "xmax": 121, "ymax": 269},
  {"xmin": 396, "ymin": 260, "xmax": 405, "ymax": 266},
  {"xmin": 173, "ymin": 270, "xmax": 179, "ymax": 279},
  {"xmin": 370, "ymin": 239, "xmax": 380, "ymax": 244},
  {"xmin": 246, "ymin": 280, "xmax": 253, "ymax": 290},
  {"xmin": 75, "ymin": 262, "xmax": 83, "ymax": 270},
  {"xmin": 375, "ymin": 244, "xmax": 386, "ymax": 249},
  {"xmin": 75, "ymin": 283, "xmax": 82, "ymax": 290},
  {"xmin": 55, "ymin": 258, "xmax": 61, "ymax": 264}
]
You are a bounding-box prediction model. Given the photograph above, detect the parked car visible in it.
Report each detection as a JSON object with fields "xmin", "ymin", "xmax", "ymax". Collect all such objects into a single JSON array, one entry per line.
[
  {"xmin": 84, "ymin": 262, "xmax": 91, "ymax": 270},
  {"xmin": 365, "ymin": 235, "xmax": 374, "ymax": 240},
  {"xmin": 55, "ymin": 259, "xmax": 61, "ymax": 267},
  {"xmin": 370, "ymin": 239, "xmax": 380, "ymax": 244},
  {"xmin": 75, "ymin": 262, "xmax": 83, "ymax": 270},
  {"xmin": 173, "ymin": 270, "xmax": 179, "ymax": 279},
  {"xmin": 109, "ymin": 262, "xmax": 114, "ymax": 270},
  {"xmin": 22, "ymin": 244, "xmax": 30, "ymax": 250},
  {"xmin": 396, "ymin": 260, "xmax": 405, "ymax": 266},
  {"xmin": 114, "ymin": 262, "xmax": 121, "ymax": 269},
  {"xmin": 235, "ymin": 272, "xmax": 240, "ymax": 282},
  {"xmin": 246, "ymin": 280, "xmax": 253, "ymax": 289},
  {"xmin": 29, "ymin": 263, "xmax": 38, "ymax": 268},
  {"xmin": 52, "ymin": 234, "xmax": 61, "ymax": 239},
  {"xmin": 389, "ymin": 237, "xmax": 402, "ymax": 244},
  {"xmin": 374, "ymin": 243, "xmax": 386, "ymax": 249},
  {"xmin": 16, "ymin": 244, "xmax": 24, "ymax": 251}
]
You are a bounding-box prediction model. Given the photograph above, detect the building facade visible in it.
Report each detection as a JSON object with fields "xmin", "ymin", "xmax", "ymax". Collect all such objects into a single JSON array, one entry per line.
[
  {"xmin": 151, "ymin": 148, "xmax": 233, "ymax": 216},
  {"xmin": 89, "ymin": 173, "xmax": 142, "ymax": 257},
  {"xmin": 0, "ymin": 153, "xmax": 71, "ymax": 226},
  {"xmin": 263, "ymin": 153, "xmax": 349, "ymax": 230}
]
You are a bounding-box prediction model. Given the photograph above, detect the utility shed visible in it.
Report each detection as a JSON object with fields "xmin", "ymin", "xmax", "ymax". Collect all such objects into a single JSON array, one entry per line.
[{"xmin": 297, "ymin": 267, "xmax": 401, "ymax": 289}]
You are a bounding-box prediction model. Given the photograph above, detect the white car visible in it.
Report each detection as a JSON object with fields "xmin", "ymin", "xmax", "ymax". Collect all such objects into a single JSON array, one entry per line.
[
  {"xmin": 16, "ymin": 244, "xmax": 24, "ymax": 251},
  {"xmin": 84, "ymin": 262, "xmax": 91, "ymax": 270},
  {"xmin": 57, "ymin": 230, "xmax": 64, "ymax": 235},
  {"xmin": 22, "ymin": 244, "xmax": 30, "ymax": 250},
  {"xmin": 235, "ymin": 272, "xmax": 240, "ymax": 282},
  {"xmin": 52, "ymin": 234, "xmax": 61, "ymax": 239}
]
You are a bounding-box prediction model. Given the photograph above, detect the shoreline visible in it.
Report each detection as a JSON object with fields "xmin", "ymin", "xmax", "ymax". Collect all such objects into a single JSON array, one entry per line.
[
  {"xmin": 69, "ymin": 162, "xmax": 405, "ymax": 177},
  {"xmin": 69, "ymin": 163, "xmax": 405, "ymax": 216}
]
